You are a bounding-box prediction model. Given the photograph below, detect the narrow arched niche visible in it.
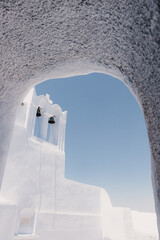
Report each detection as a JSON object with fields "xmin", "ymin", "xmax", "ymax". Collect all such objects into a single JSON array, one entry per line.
[{"xmin": 18, "ymin": 208, "xmax": 35, "ymax": 235}]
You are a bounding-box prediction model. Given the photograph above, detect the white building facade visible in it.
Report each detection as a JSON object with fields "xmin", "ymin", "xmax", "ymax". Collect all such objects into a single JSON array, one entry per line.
[{"xmin": 0, "ymin": 89, "xmax": 158, "ymax": 240}]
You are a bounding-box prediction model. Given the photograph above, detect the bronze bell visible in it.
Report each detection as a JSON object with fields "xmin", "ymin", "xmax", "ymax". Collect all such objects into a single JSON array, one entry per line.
[
  {"xmin": 48, "ymin": 116, "xmax": 56, "ymax": 124},
  {"xmin": 36, "ymin": 107, "xmax": 42, "ymax": 117}
]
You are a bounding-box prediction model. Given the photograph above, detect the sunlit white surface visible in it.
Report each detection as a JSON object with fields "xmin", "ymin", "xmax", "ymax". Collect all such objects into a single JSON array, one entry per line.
[{"xmin": 0, "ymin": 89, "xmax": 158, "ymax": 240}]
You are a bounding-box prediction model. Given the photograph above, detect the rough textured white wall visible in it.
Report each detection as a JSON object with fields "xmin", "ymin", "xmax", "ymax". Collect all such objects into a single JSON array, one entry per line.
[{"xmin": 0, "ymin": 0, "xmax": 160, "ymax": 236}]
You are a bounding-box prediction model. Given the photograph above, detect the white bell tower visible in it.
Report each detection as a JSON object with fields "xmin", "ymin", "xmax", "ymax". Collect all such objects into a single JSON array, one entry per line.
[
  {"xmin": 19, "ymin": 88, "xmax": 67, "ymax": 151},
  {"xmin": 1, "ymin": 88, "xmax": 67, "ymax": 238}
]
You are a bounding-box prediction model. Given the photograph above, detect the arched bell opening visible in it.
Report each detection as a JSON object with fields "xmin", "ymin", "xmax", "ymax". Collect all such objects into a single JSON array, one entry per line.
[
  {"xmin": 34, "ymin": 107, "xmax": 42, "ymax": 138},
  {"xmin": 47, "ymin": 115, "xmax": 57, "ymax": 144},
  {"xmin": 48, "ymin": 106, "xmax": 61, "ymax": 146},
  {"xmin": 29, "ymin": 92, "xmax": 64, "ymax": 148}
]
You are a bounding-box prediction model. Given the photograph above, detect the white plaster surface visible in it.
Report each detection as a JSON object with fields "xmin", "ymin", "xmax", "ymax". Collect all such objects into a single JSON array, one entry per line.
[
  {"xmin": 0, "ymin": 198, "xmax": 17, "ymax": 240},
  {"xmin": 132, "ymin": 211, "xmax": 158, "ymax": 237}
]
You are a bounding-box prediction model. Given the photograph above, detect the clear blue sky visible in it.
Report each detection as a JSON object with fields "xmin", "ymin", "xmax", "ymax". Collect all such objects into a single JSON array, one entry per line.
[{"xmin": 35, "ymin": 73, "xmax": 155, "ymax": 212}]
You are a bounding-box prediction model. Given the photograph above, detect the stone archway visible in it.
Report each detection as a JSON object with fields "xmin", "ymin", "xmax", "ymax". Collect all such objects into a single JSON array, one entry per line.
[{"xmin": 0, "ymin": 0, "xmax": 160, "ymax": 236}]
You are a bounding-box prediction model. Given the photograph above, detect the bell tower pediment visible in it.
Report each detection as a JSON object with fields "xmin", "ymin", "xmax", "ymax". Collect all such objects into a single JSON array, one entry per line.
[{"xmin": 15, "ymin": 88, "xmax": 67, "ymax": 152}]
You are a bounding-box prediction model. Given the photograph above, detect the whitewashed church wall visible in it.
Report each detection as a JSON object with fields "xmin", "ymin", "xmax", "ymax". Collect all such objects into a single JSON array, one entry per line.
[
  {"xmin": 0, "ymin": 202, "xmax": 17, "ymax": 240},
  {"xmin": 1, "ymin": 122, "xmax": 104, "ymax": 215},
  {"xmin": 37, "ymin": 212, "xmax": 102, "ymax": 240},
  {"xmin": 131, "ymin": 211, "xmax": 159, "ymax": 237},
  {"xmin": 1, "ymin": 125, "xmax": 42, "ymax": 209},
  {"xmin": 101, "ymin": 207, "xmax": 134, "ymax": 240},
  {"xmin": 55, "ymin": 178, "xmax": 102, "ymax": 215}
]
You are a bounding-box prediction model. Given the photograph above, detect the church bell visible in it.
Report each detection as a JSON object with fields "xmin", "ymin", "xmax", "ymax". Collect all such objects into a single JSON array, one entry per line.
[
  {"xmin": 36, "ymin": 107, "xmax": 42, "ymax": 117},
  {"xmin": 48, "ymin": 116, "xmax": 56, "ymax": 124}
]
